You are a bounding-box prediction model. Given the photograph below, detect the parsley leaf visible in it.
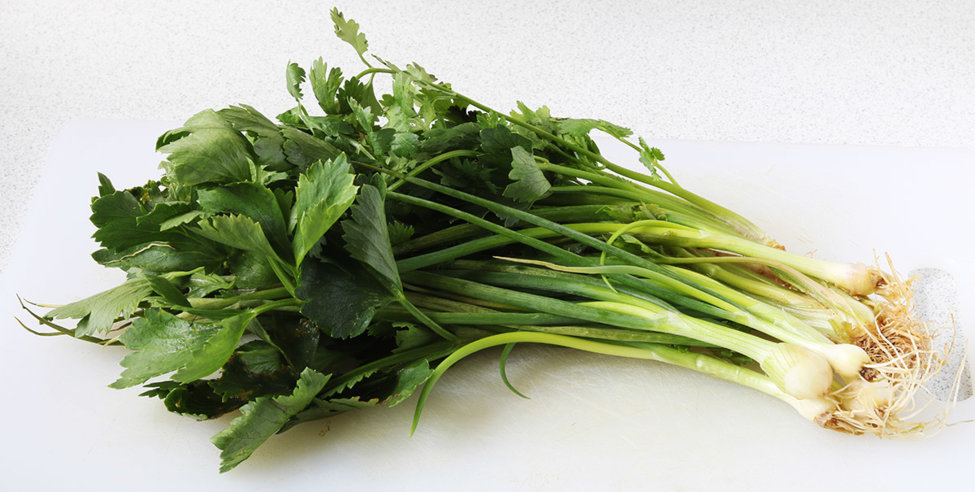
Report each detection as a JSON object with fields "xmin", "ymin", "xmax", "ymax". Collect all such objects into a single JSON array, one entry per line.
[
  {"xmin": 330, "ymin": 8, "xmax": 369, "ymax": 61},
  {"xmin": 291, "ymin": 155, "xmax": 358, "ymax": 266},
  {"xmin": 211, "ymin": 368, "xmax": 329, "ymax": 472},
  {"xmin": 503, "ymin": 146, "xmax": 551, "ymax": 203},
  {"xmin": 45, "ymin": 277, "xmax": 153, "ymax": 337},
  {"xmin": 157, "ymin": 109, "xmax": 255, "ymax": 186}
]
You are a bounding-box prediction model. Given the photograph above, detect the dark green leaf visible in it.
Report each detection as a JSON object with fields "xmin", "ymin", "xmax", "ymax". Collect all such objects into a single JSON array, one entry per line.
[
  {"xmin": 297, "ymin": 258, "xmax": 395, "ymax": 339},
  {"xmin": 141, "ymin": 381, "xmax": 245, "ymax": 419},
  {"xmin": 157, "ymin": 109, "xmax": 255, "ymax": 186},
  {"xmin": 291, "ymin": 155, "xmax": 358, "ymax": 266},
  {"xmin": 110, "ymin": 309, "xmax": 220, "ymax": 388},
  {"xmin": 172, "ymin": 310, "xmax": 255, "ymax": 383},
  {"xmin": 197, "ymin": 183, "xmax": 291, "ymax": 257},
  {"xmin": 218, "ymin": 104, "xmax": 289, "ymax": 170},
  {"xmin": 479, "ymin": 125, "xmax": 532, "ymax": 167},
  {"xmin": 96, "ymin": 172, "xmax": 116, "ymax": 197},
  {"xmin": 280, "ymin": 127, "xmax": 344, "ymax": 168},
  {"xmin": 212, "ymin": 368, "xmax": 328, "ymax": 472},
  {"xmin": 144, "ymin": 274, "xmax": 191, "ymax": 307},
  {"xmin": 310, "ymin": 57, "xmax": 343, "ymax": 114},
  {"xmin": 46, "ymin": 277, "xmax": 153, "ymax": 337},
  {"xmin": 286, "ymin": 62, "xmax": 306, "ymax": 100},
  {"xmin": 503, "ymin": 146, "xmax": 550, "ymax": 203},
  {"xmin": 341, "ymin": 183, "xmax": 400, "ymax": 291}
]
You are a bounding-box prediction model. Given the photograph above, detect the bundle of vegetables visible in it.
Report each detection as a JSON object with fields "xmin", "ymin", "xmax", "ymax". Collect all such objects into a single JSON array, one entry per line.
[{"xmin": 20, "ymin": 9, "xmax": 949, "ymax": 472}]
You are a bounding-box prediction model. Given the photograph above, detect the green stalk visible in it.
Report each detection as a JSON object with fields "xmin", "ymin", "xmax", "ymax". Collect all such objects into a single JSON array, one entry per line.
[
  {"xmin": 393, "ymin": 204, "xmax": 620, "ymax": 256},
  {"xmin": 411, "ymin": 332, "xmax": 789, "ymax": 434},
  {"xmin": 403, "ymin": 270, "xmax": 773, "ymax": 360},
  {"xmin": 450, "ymin": 93, "xmax": 767, "ymax": 241},
  {"xmin": 624, "ymin": 222, "xmax": 881, "ymax": 296}
]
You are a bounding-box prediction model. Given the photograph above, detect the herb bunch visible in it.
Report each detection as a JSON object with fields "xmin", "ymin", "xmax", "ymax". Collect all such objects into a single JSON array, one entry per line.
[{"xmin": 21, "ymin": 9, "xmax": 949, "ymax": 472}]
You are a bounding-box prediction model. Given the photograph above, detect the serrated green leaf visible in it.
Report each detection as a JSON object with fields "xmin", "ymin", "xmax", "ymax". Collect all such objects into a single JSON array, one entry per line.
[
  {"xmin": 218, "ymin": 104, "xmax": 289, "ymax": 170},
  {"xmin": 280, "ymin": 126, "xmax": 344, "ymax": 168},
  {"xmin": 197, "ymin": 214, "xmax": 281, "ymax": 262},
  {"xmin": 144, "ymin": 274, "xmax": 190, "ymax": 307},
  {"xmin": 391, "ymin": 131, "xmax": 419, "ymax": 158},
  {"xmin": 503, "ymin": 146, "xmax": 550, "ymax": 203},
  {"xmin": 349, "ymin": 98, "xmax": 375, "ymax": 132},
  {"xmin": 46, "ymin": 277, "xmax": 153, "ymax": 337},
  {"xmin": 286, "ymin": 62, "xmax": 306, "ymax": 100},
  {"xmin": 141, "ymin": 381, "xmax": 244, "ymax": 419},
  {"xmin": 383, "ymin": 360, "xmax": 434, "ymax": 407},
  {"xmin": 172, "ymin": 310, "xmax": 254, "ymax": 383},
  {"xmin": 297, "ymin": 258, "xmax": 395, "ymax": 339},
  {"xmin": 387, "ymin": 220, "xmax": 414, "ymax": 246},
  {"xmin": 110, "ymin": 309, "xmax": 220, "ymax": 388},
  {"xmin": 557, "ymin": 118, "xmax": 632, "ymax": 139},
  {"xmin": 330, "ymin": 8, "xmax": 368, "ymax": 58},
  {"xmin": 212, "ymin": 368, "xmax": 328, "ymax": 472},
  {"xmin": 341, "ymin": 183, "xmax": 400, "ymax": 291},
  {"xmin": 197, "ymin": 183, "xmax": 290, "ymax": 258},
  {"xmin": 637, "ymin": 137, "xmax": 666, "ymax": 177},
  {"xmin": 291, "ymin": 155, "xmax": 358, "ymax": 266},
  {"xmin": 479, "ymin": 125, "xmax": 532, "ymax": 167},
  {"xmin": 157, "ymin": 109, "xmax": 254, "ymax": 186},
  {"xmin": 310, "ymin": 57, "xmax": 344, "ymax": 114},
  {"xmin": 96, "ymin": 172, "xmax": 116, "ymax": 197}
]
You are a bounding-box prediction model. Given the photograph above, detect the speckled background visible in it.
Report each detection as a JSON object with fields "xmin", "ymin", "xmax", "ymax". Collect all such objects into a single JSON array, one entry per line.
[{"xmin": 2, "ymin": 0, "xmax": 973, "ymax": 273}]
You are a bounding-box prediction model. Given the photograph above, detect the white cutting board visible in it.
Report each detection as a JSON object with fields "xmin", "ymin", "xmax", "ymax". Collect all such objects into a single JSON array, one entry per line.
[{"xmin": 1, "ymin": 121, "xmax": 973, "ymax": 490}]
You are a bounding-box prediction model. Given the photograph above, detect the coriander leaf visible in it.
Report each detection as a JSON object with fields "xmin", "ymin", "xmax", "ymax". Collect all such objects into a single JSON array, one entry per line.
[
  {"xmin": 197, "ymin": 183, "xmax": 291, "ymax": 258},
  {"xmin": 212, "ymin": 368, "xmax": 328, "ymax": 472},
  {"xmin": 387, "ymin": 220, "xmax": 414, "ymax": 246},
  {"xmin": 110, "ymin": 309, "xmax": 220, "ymax": 388},
  {"xmin": 157, "ymin": 109, "xmax": 255, "ymax": 186},
  {"xmin": 382, "ymin": 360, "xmax": 434, "ymax": 406},
  {"xmin": 141, "ymin": 381, "xmax": 245, "ymax": 419},
  {"xmin": 341, "ymin": 183, "xmax": 400, "ymax": 291},
  {"xmin": 556, "ymin": 118, "xmax": 633, "ymax": 139},
  {"xmin": 310, "ymin": 57, "xmax": 343, "ymax": 114},
  {"xmin": 286, "ymin": 62, "xmax": 306, "ymax": 100},
  {"xmin": 503, "ymin": 146, "xmax": 550, "ymax": 203},
  {"xmin": 197, "ymin": 214, "xmax": 282, "ymax": 263},
  {"xmin": 172, "ymin": 310, "xmax": 254, "ymax": 383},
  {"xmin": 159, "ymin": 210, "xmax": 204, "ymax": 230},
  {"xmin": 369, "ymin": 128, "xmax": 395, "ymax": 155},
  {"xmin": 296, "ymin": 258, "xmax": 395, "ymax": 339},
  {"xmin": 46, "ymin": 277, "xmax": 153, "ymax": 337},
  {"xmin": 291, "ymin": 155, "xmax": 358, "ymax": 266},
  {"xmin": 91, "ymin": 239, "xmax": 224, "ymax": 274},
  {"xmin": 256, "ymin": 313, "xmax": 320, "ymax": 371},
  {"xmin": 89, "ymin": 190, "xmax": 154, "ymax": 251},
  {"xmin": 420, "ymin": 122, "xmax": 481, "ymax": 155},
  {"xmin": 228, "ymin": 250, "xmax": 280, "ymax": 289},
  {"xmin": 218, "ymin": 104, "xmax": 289, "ymax": 170},
  {"xmin": 144, "ymin": 274, "xmax": 191, "ymax": 307},
  {"xmin": 393, "ymin": 322, "xmax": 435, "ymax": 352},
  {"xmin": 479, "ymin": 125, "xmax": 532, "ymax": 167},
  {"xmin": 280, "ymin": 126, "xmax": 344, "ymax": 168},
  {"xmin": 637, "ymin": 136, "xmax": 665, "ymax": 176},
  {"xmin": 349, "ymin": 98, "xmax": 375, "ymax": 132},
  {"xmin": 330, "ymin": 8, "xmax": 369, "ymax": 59},
  {"xmin": 337, "ymin": 77, "xmax": 382, "ymax": 115},
  {"xmin": 391, "ymin": 131, "xmax": 420, "ymax": 158},
  {"xmin": 96, "ymin": 172, "xmax": 116, "ymax": 197},
  {"xmin": 185, "ymin": 271, "xmax": 235, "ymax": 298}
]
